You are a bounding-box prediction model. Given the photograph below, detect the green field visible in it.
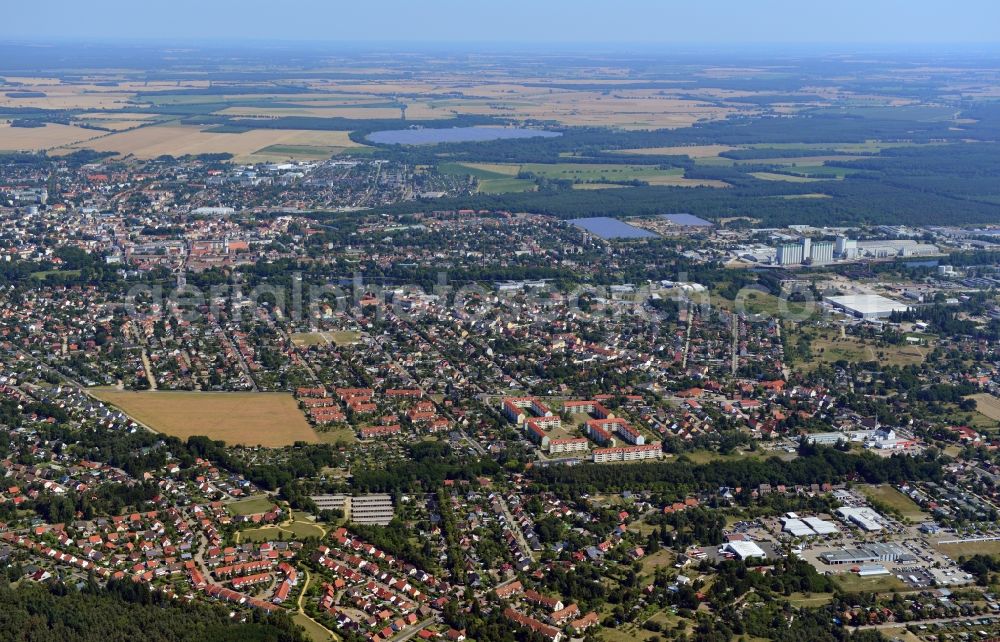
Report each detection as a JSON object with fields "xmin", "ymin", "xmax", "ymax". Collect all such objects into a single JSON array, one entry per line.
[
  {"xmin": 787, "ymin": 592, "xmax": 834, "ymax": 607},
  {"xmin": 239, "ymin": 512, "xmax": 327, "ymax": 542},
  {"xmin": 787, "ymin": 327, "xmax": 932, "ymax": 372},
  {"xmin": 861, "ymin": 484, "xmax": 927, "ymax": 522},
  {"xmin": 440, "ymin": 161, "xmax": 727, "ymax": 191},
  {"xmin": 292, "ymin": 612, "xmax": 337, "ymax": 642},
  {"xmin": 227, "ymin": 495, "xmax": 278, "ymax": 516},
  {"xmin": 936, "ymin": 540, "xmax": 1000, "ymax": 558},
  {"xmin": 750, "ymin": 171, "xmax": 828, "ymax": 183},
  {"xmin": 832, "ymin": 573, "xmax": 907, "ymax": 593},
  {"xmin": 255, "ymin": 144, "xmax": 343, "ymax": 158},
  {"xmin": 315, "ymin": 425, "xmax": 357, "ymax": 446},
  {"xmin": 713, "ymin": 290, "xmax": 813, "ymax": 318},
  {"xmin": 31, "ymin": 269, "xmax": 82, "ymax": 280}
]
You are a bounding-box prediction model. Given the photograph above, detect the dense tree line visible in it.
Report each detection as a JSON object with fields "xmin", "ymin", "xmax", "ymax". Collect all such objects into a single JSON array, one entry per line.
[
  {"xmin": 0, "ymin": 580, "xmax": 305, "ymax": 642},
  {"xmin": 530, "ymin": 445, "xmax": 943, "ymax": 496}
]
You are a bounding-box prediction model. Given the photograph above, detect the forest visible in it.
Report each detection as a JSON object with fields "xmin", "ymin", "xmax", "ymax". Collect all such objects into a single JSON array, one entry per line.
[{"xmin": 0, "ymin": 580, "xmax": 305, "ymax": 642}]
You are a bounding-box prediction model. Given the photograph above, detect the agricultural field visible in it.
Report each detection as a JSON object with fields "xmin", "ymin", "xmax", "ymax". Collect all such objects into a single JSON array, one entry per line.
[
  {"xmin": 750, "ymin": 171, "xmax": 829, "ymax": 183},
  {"xmin": 968, "ymin": 393, "xmax": 1000, "ymax": 421},
  {"xmin": 54, "ymin": 124, "xmax": 365, "ymax": 161},
  {"xmin": 614, "ymin": 144, "xmax": 737, "ymax": 157},
  {"xmin": 218, "ymin": 102, "xmax": 449, "ymax": 120},
  {"xmin": 0, "ymin": 122, "xmax": 103, "ymax": 152},
  {"xmin": 442, "ymin": 161, "xmax": 729, "ymax": 190},
  {"xmin": 89, "ymin": 389, "xmax": 319, "ymax": 447}
]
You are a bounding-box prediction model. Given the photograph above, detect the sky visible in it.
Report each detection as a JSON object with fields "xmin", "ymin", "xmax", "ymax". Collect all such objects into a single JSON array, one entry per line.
[{"xmin": 3, "ymin": 0, "xmax": 1000, "ymax": 47}]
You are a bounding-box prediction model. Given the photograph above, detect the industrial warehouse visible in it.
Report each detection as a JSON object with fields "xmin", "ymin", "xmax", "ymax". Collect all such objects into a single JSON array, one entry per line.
[{"xmin": 824, "ymin": 294, "xmax": 911, "ymax": 320}]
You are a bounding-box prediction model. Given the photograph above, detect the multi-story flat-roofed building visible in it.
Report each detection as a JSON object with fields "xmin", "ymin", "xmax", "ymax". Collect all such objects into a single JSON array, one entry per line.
[
  {"xmin": 548, "ymin": 437, "xmax": 589, "ymax": 455},
  {"xmin": 592, "ymin": 444, "xmax": 661, "ymax": 463}
]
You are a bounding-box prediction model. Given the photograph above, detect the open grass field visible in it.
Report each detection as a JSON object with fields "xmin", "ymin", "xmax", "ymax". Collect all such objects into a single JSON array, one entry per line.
[
  {"xmin": 239, "ymin": 513, "xmax": 327, "ymax": 543},
  {"xmin": 315, "ymin": 425, "xmax": 357, "ymax": 446},
  {"xmin": 713, "ymin": 290, "xmax": 813, "ymax": 318},
  {"xmin": 636, "ymin": 548, "xmax": 674, "ymax": 580},
  {"xmin": 861, "ymin": 484, "xmax": 928, "ymax": 521},
  {"xmin": 969, "ymin": 393, "xmax": 1000, "ymax": 421},
  {"xmin": 832, "ymin": 573, "xmax": 908, "ymax": 593},
  {"xmin": 936, "ymin": 540, "xmax": 1000, "ymax": 558},
  {"xmin": 227, "ymin": 495, "xmax": 278, "ymax": 516},
  {"xmin": 292, "ymin": 612, "xmax": 337, "ymax": 642},
  {"xmin": 788, "ymin": 327, "xmax": 932, "ymax": 371},
  {"xmin": 614, "ymin": 144, "xmax": 737, "ymax": 157},
  {"xmin": 55, "ymin": 124, "xmax": 365, "ymax": 161},
  {"xmin": 750, "ymin": 171, "xmax": 829, "ymax": 183},
  {"xmin": 786, "ymin": 592, "xmax": 834, "ymax": 607},
  {"xmin": 89, "ymin": 389, "xmax": 319, "ymax": 447},
  {"xmin": 444, "ymin": 161, "xmax": 729, "ymax": 190}
]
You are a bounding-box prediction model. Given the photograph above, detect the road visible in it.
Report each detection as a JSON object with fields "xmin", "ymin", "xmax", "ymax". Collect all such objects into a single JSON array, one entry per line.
[
  {"xmin": 681, "ymin": 302, "xmax": 693, "ymax": 369},
  {"xmin": 140, "ymin": 348, "xmax": 158, "ymax": 390},
  {"xmin": 494, "ymin": 493, "xmax": 534, "ymax": 561},
  {"xmin": 224, "ymin": 331, "xmax": 259, "ymax": 391},
  {"xmin": 387, "ymin": 617, "xmax": 437, "ymax": 642}
]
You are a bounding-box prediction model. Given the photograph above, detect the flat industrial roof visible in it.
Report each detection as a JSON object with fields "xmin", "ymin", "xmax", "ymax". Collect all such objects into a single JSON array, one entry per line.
[{"xmin": 825, "ymin": 294, "xmax": 910, "ymax": 315}]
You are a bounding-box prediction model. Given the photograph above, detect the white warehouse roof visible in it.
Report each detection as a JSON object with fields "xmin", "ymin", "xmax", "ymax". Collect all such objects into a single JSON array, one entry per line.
[
  {"xmin": 781, "ymin": 518, "xmax": 814, "ymax": 537},
  {"xmin": 802, "ymin": 516, "xmax": 838, "ymax": 535},
  {"xmin": 722, "ymin": 541, "xmax": 767, "ymax": 560},
  {"xmin": 825, "ymin": 294, "xmax": 910, "ymax": 319}
]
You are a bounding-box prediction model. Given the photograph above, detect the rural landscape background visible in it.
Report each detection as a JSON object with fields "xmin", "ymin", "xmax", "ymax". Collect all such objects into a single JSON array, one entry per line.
[{"xmin": 4, "ymin": 2, "xmax": 1000, "ymax": 642}]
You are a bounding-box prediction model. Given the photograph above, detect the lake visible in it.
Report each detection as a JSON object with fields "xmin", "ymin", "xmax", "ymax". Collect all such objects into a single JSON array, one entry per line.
[
  {"xmin": 570, "ymin": 217, "xmax": 658, "ymax": 240},
  {"xmin": 367, "ymin": 126, "xmax": 562, "ymax": 145}
]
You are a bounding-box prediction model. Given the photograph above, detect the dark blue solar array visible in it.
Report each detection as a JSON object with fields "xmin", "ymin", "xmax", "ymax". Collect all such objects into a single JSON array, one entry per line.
[{"xmin": 570, "ymin": 217, "xmax": 658, "ymax": 239}]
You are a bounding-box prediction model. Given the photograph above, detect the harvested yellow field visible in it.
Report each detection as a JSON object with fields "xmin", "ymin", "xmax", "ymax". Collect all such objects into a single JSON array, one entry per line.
[
  {"xmin": 615, "ymin": 145, "xmax": 737, "ymax": 157},
  {"xmin": 0, "ymin": 123, "xmax": 102, "ymax": 151},
  {"xmin": 90, "ymin": 389, "xmax": 319, "ymax": 447},
  {"xmin": 322, "ymin": 80, "xmax": 737, "ymax": 129},
  {"xmin": 969, "ymin": 393, "xmax": 1000, "ymax": 421},
  {"xmin": 57, "ymin": 125, "xmax": 365, "ymax": 159},
  {"xmin": 76, "ymin": 120, "xmax": 149, "ymax": 132},
  {"xmin": 0, "ymin": 91, "xmax": 133, "ymax": 110},
  {"xmin": 448, "ymin": 91, "xmax": 733, "ymax": 129},
  {"xmin": 644, "ymin": 175, "xmax": 730, "ymax": 187}
]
